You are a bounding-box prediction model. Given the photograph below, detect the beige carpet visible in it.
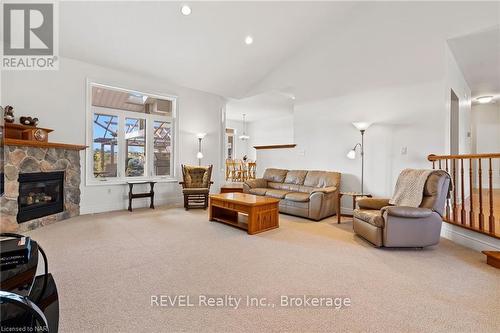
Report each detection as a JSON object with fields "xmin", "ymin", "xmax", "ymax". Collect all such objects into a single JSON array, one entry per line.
[{"xmin": 25, "ymin": 207, "xmax": 499, "ymax": 332}]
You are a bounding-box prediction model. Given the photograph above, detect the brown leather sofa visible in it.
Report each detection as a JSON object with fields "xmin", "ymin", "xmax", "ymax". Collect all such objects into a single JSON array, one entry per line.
[
  {"xmin": 243, "ymin": 168, "xmax": 341, "ymax": 221},
  {"xmin": 353, "ymin": 170, "xmax": 451, "ymax": 247}
]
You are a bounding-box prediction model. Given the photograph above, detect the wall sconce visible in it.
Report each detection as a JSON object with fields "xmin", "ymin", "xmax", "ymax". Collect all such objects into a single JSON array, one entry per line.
[{"xmin": 196, "ymin": 133, "xmax": 206, "ymax": 165}]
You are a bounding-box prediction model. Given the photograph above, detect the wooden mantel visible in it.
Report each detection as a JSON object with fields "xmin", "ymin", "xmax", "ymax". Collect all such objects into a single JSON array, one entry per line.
[
  {"xmin": 4, "ymin": 138, "xmax": 87, "ymax": 150},
  {"xmin": 253, "ymin": 144, "xmax": 296, "ymax": 150}
]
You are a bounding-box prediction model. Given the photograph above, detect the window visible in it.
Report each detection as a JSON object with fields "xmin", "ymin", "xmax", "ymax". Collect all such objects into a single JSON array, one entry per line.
[
  {"xmin": 92, "ymin": 114, "xmax": 118, "ymax": 178},
  {"xmin": 125, "ymin": 117, "xmax": 146, "ymax": 177},
  {"xmin": 87, "ymin": 83, "xmax": 176, "ymax": 184},
  {"xmin": 153, "ymin": 120, "xmax": 172, "ymax": 176}
]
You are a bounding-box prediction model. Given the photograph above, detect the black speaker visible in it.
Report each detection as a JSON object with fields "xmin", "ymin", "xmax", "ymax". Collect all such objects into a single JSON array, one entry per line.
[{"xmin": 1, "ymin": 233, "xmax": 59, "ymax": 332}]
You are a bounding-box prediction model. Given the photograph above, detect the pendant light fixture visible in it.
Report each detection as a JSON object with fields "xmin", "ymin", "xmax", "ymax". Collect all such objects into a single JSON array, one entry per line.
[{"xmin": 239, "ymin": 114, "xmax": 250, "ymax": 140}]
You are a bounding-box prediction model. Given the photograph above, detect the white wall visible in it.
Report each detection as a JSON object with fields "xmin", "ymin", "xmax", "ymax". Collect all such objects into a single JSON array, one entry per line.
[
  {"xmin": 226, "ymin": 115, "xmax": 294, "ymax": 162},
  {"xmin": 1, "ymin": 57, "xmax": 225, "ymax": 214},
  {"xmin": 252, "ymin": 59, "xmax": 465, "ymax": 205},
  {"xmin": 471, "ymin": 102, "xmax": 500, "ymax": 188},
  {"xmin": 246, "ymin": 115, "xmax": 294, "ymax": 161},
  {"xmin": 445, "ymin": 46, "xmax": 473, "ymax": 156},
  {"xmin": 256, "ymin": 81, "xmax": 445, "ymax": 210},
  {"xmin": 247, "ymin": 2, "xmax": 500, "ymax": 250},
  {"xmin": 225, "ymin": 119, "xmax": 248, "ymax": 160}
]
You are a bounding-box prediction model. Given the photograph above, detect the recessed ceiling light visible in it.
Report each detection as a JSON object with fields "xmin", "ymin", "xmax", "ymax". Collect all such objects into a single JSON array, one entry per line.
[
  {"xmin": 181, "ymin": 5, "xmax": 191, "ymax": 16},
  {"xmin": 245, "ymin": 36, "xmax": 253, "ymax": 45},
  {"xmin": 476, "ymin": 96, "xmax": 494, "ymax": 104}
]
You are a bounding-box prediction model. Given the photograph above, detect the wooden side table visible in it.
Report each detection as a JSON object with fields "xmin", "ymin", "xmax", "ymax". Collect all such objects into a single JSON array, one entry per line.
[
  {"xmin": 220, "ymin": 183, "xmax": 244, "ymax": 194},
  {"xmin": 128, "ymin": 181, "xmax": 156, "ymax": 212},
  {"xmin": 337, "ymin": 192, "xmax": 372, "ymax": 223}
]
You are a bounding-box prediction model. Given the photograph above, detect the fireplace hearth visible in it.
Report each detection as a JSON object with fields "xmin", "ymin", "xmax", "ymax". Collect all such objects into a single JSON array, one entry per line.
[{"xmin": 17, "ymin": 172, "xmax": 64, "ymax": 223}]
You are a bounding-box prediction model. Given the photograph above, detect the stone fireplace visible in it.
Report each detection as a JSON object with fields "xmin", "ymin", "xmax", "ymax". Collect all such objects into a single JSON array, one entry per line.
[{"xmin": 0, "ymin": 145, "xmax": 83, "ymax": 232}]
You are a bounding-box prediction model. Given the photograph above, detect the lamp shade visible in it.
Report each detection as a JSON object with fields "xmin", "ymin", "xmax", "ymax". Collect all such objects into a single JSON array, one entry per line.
[
  {"xmin": 196, "ymin": 133, "xmax": 206, "ymax": 139},
  {"xmin": 196, "ymin": 152, "xmax": 203, "ymax": 159},
  {"xmin": 352, "ymin": 122, "xmax": 372, "ymax": 131},
  {"xmin": 347, "ymin": 150, "xmax": 356, "ymax": 159}
]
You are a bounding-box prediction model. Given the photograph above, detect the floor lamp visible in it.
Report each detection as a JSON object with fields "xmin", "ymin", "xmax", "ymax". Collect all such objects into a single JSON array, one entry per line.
[
  {"xmin": 347, "ymin": 122, "xmax": 372, "ymax": 195},
  {"xmin": 196, "ymin": 133, "xmax": 206, "ymax": 166}
]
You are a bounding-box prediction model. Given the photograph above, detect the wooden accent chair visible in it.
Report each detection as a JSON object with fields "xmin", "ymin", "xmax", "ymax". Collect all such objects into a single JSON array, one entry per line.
[
  {"xmin": 247, "ymin": 162, "xmax": 257, "ymax": 179},
  {"xmin": 179, "ymin": 164, "xmax": 213, "ymax": 210}
]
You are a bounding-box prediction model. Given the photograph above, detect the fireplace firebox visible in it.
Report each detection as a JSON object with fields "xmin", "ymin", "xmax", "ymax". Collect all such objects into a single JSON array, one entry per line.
[{"xmin": 17, "ymin": 172, "xmax": 64, "ymax": 223}]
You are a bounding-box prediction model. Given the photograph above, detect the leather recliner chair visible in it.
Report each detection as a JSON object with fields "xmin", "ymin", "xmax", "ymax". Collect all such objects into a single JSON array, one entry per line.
[{"xmin": 353, "ymin": 170, "xmax": 451, "ymax": 247}]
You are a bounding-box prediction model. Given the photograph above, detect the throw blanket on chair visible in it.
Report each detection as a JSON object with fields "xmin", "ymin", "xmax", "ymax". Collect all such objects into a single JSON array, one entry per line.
[{"xmin": 389, "ymin": 169, "xmax": 434, "ymax": 207}]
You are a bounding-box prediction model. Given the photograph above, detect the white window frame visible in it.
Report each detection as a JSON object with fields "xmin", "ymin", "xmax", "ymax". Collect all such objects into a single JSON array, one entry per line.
[{"xmin": 86, "ymin": 80, "xmax": 178, "ymax": 186}]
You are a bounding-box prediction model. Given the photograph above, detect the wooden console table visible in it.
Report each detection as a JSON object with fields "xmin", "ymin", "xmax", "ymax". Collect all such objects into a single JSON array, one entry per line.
[
  {"xmin": 209, "ymin": 193, "xmax": 279, "ymax": 235},
  {"xmin": 127, "ymin": 181, "xmax": 156, "ymax": 212}
]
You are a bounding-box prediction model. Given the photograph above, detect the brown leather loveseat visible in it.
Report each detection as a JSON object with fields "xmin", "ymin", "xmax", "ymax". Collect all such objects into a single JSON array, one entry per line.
[{"xmin": 243, "ymin": 168, "xmax": 341, "ymax": 221}]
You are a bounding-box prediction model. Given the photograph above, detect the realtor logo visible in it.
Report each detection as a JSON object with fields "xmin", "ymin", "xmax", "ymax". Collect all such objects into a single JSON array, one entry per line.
[{"xmin": 2, "ymin": 1, "xmax": 58, "ymax": 70}]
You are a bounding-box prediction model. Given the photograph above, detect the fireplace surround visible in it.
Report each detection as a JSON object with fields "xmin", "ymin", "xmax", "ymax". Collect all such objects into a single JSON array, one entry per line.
[{"xmin": 1, "ymin": 144, "xmax": 84, "ymax": 232}]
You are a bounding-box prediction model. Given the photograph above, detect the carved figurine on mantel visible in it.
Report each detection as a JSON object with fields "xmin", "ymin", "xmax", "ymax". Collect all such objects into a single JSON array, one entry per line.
[
  {"xmin": 20, "ymin": 116, "xmax": 39, "ymax": 126},
  {"xmin": 3, "ymin": 105, "xmax": 15, "ymax": 123}
]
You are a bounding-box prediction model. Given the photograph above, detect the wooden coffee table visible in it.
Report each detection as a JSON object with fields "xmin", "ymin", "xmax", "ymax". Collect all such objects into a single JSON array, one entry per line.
[{"xmin": 209, "ymin": 193, "xmax": 280, "ymax": 235}]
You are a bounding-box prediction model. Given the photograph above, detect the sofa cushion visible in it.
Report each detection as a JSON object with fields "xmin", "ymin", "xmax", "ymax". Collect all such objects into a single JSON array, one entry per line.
[
  {"xmin": 249, "ymin": 188, "xmax": 267, "ymax": 196},
  {"xmin": 263, "ymin": 168, "xmax": 288, "ymax": 183},
  {"xmin": 284, "ymin": 170, "xmax": 308, "ymax": 185},
  {"xmin": 268, "ymin": 182, "xmax": 300, "ymax": 192},
  {"xmin": 284, "ymin": 192, "xmax": 310, "ymax": 202},
  {"xmin": 353, "ymin": 209, "xmax": 384, "ymax": 227},
  {"xmin": 297, "ymin": 185, "xmax": 315, "ymax": 193},
  {"xmin": 265, "ymin": 189, "xmax": 291, "ymax": 199},
  {"xmin": 268, "ymin": 182, "xmax": 284, "ymax": 190},
  {"xmin": 304, "ymin": 170, "xmax": 340, "ymax": 188}
]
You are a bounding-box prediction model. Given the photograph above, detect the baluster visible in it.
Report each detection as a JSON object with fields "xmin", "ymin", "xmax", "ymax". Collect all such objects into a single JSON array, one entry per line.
[
  {"xmin": 452, "ymin": 159, "xmax": 458, "ymax": 223},
  {"xmin": 469, "ymin": 159, "xmax": 474, "ymax": 228},
  {"xmin": 488, "ymin": 158, "xmax": 495, "ymax": 235},
  {"xmin": 432, "ymin": 161, "xmax": 435, "ymax": 169},
  {"xmin": 445, "ymin": 159, "xmax": 450, "ymax": 220},
  {"xmin": 478, "ymin": 159, "xmax": 484, "ymax": 231},
  {"xmin": 461, "ymin": 159, "xmax": 466, "ymax": 225},
  {"xmin": 438, "ymin": 160, "xmax": 442, "ymax": 170}
]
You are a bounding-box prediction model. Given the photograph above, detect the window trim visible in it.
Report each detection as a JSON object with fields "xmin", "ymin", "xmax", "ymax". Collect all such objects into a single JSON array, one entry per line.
[{"xmin": 85, "ymin": 80, "xmax": 178, "ymax": 186}]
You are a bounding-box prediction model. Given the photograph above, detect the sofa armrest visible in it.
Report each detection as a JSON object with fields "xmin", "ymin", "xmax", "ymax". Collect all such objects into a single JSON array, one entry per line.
[
  {"xmin": 356, "ymin": 198, "xmax": 391, "ymax": 210},
  {"xmin": 244, "ymin": 178, "xmax": 267, "ymax": 189},
  {"xmin": 311, "ymin": 186, "xmax": 338, "ymax": 194},
  {"xmin": 382, "ymin": 206, "xmax": 433, "ymax": 218}
]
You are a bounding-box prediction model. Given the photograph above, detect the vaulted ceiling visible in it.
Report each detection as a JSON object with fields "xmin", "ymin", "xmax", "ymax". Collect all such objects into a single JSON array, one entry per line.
[
  {"xmin": 60, "ymin": 1, "xmax": 500, "ymax": 102},
  {"xmin": 448, "ymin": 27, "xmax": 500, "ymax": 98},
  {"xmin": 60, "ymin": 1, "xmax": 354, "ymax": 98}
]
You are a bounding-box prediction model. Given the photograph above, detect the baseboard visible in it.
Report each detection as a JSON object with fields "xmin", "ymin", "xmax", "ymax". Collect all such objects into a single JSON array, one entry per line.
[
  {"xmin": 80, "ymin": 196, "xmax": 182, "ymax": 215},
  {"xmin": 441, "ymin": 223, "xmax": 500, "ymax": 252}
]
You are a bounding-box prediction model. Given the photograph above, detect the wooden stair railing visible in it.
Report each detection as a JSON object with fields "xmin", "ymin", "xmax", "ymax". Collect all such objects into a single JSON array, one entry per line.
[{"xmin": 428, "ymin": 153, "xmax": 500, "ymax": 239}]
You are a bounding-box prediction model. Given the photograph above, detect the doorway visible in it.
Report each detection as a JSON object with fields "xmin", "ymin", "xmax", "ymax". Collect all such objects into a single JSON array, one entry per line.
[{"xmin": 450, "ymin": 89, "xmax": 459, "ymax": 155}]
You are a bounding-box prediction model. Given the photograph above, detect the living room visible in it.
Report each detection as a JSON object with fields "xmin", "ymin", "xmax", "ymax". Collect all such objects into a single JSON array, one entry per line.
[{"xmin": 1, "ymin": 1, "xmax": 499, "ymax": 332}]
